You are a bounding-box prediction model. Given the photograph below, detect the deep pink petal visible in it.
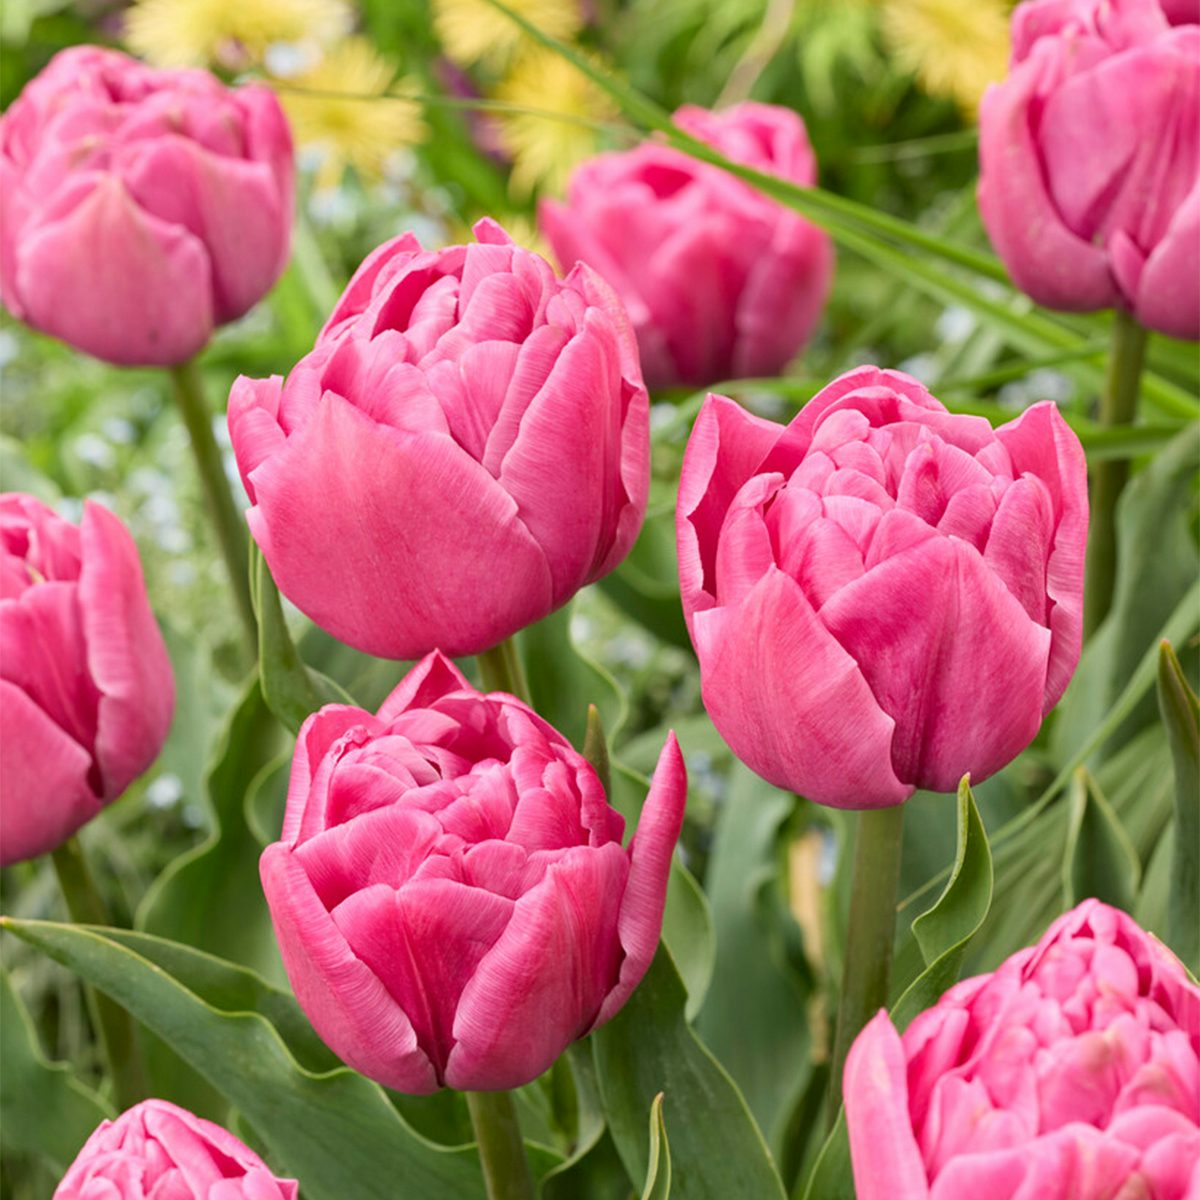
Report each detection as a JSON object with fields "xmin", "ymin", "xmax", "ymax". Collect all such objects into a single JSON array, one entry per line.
[
  {"xmin": 376, "ymin": 651, "xmax": 471, "ymax": 724},
  {"xmin": 227, "ymin": 375, "xmax": 285, "ymax": 503}
]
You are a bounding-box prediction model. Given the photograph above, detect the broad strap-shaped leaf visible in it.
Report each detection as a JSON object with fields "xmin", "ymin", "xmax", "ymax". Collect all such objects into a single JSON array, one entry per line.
[
  {"xmin": 641, "ymin": 1094, "xmax": 671, "ymax": 1200},
  {"xmin": 1157, "ymin": 640, "xmax": 1200, "ymax": 973},
  {"xmin": 0, "ymin": 964, "xmax": 113, "ymax": 1171},
  {"xmin": 593, "ymin": 942, "xmax": 787, "ymax": 1200},
  {"xmin": 1061, "ymin": 768, "xmax": 1140, "ymax": 911},
  {"xmin": 2, "ymin": 919, "xmax": 486, "ymax": 1200}
]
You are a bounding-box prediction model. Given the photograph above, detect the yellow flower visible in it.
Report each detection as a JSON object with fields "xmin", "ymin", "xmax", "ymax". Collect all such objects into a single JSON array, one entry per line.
[
  {"xmin": 433, "ymin": 0, "xmax": 582, "ymax": 69},
  {"xmin": 279, "ymin": 37, "xmax": 426, "ymax": 191},
  {"xmin": 879, "ymin": 0, "xmax": 1011, "ymax": 116},
  {"xmin": 124, "ymin": 0, "xmax": 350, "ymax": 69},
  {"xmin": 494, "ymin": 48, "xmax": 618, "ymax": 197}
]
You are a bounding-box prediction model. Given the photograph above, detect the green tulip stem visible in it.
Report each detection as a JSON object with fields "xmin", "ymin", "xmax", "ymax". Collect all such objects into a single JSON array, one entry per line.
[
  {"xmin": 167, "ymin": 358, "xmax": 257, "ymax": 651},
  {"xmin": 476, "ymin": 636, "xmax": 532, "ymax": 706},
  {"xmin": 1083, "ymin": 309, "xmax": 1149, "ymax": 639},
  {"xmin": 828, "ymin": 803, "xmax": 905, "ymax": 1126},
  {"xmin": 466, "ymin": 1090, "xmax": 536, "ymax": 1200},
  {"xmin": 50, "ymin": 836, "xmax": 148, "ymax": 1111}
]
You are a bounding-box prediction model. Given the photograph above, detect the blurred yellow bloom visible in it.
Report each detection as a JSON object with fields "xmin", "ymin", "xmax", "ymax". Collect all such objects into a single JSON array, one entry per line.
[
  {"xmin": 433, "ymin": 0, "xmax": 582, "ymax": 69},
  {"xmin": 494, "ymin": 48, "xmax": 617, "ymax": 197},
  {"xmin": 279, "ymin": 37, "xmax": 426, "ymax": 191},
  {"xmin": 125, "ymin": 0, "xmax": 350, "ymax": 68},
  {"xmin": 880, "ymin": 0, "xmax": 1011, "ymax": 115}
]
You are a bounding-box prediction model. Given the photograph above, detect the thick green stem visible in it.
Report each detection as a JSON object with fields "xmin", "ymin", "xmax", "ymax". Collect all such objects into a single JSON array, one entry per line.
[
  {"xmin": 1083, "ymin": 310, "xmax": 1149, "ymax": 639},
  {"xmin": 50, "ymin": 837, "xmax": 148, "ymax": 1111},
  {"xmin": 828, "ymin": 804, "xmax": 905, "ymax": 1126},
  {"xmin": 168, "ymin": 359, "xmax": 256, "ymax": 650},
  {"xmin": 476, "ymin": 637, "xmax": 532, "ymax": 705},
  {"xmin": 466, "ymin": 1090, "xmax": 536, "ymax": 1200}
]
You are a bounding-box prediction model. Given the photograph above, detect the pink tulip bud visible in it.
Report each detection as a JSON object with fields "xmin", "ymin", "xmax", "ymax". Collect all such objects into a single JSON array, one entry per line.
[
  {"xmin": 0, "ymin": 494, "xmax": 174, "ymax": 865},
  {"xmin": 540, "ymin": 102, "xmax": 834, "ymax": 390},
  {"xmin": 0, "ymin": 46, "xmax": 294, "ymax": 365},
  {"xmin": 978, "ymin": 0, "xmax": 1199, "ymax": 340},
  {"xmin": 676, "ymin": 367, "xmax": 1088, "ymax": 808},
  {"xmin": 260, "ymin": 651, "xmax": 686, "ymax": 1093},
  {"xmin": 228, "ymin": 219, "xmax": 650, "ymax": 659},
  {"xmin": 55, "ymin": 1099, "xmax": 298, "ymax": 1199},
  {"xmin": 844, "ymin": 900, "xmax": 1200, "ymax": 1200}
]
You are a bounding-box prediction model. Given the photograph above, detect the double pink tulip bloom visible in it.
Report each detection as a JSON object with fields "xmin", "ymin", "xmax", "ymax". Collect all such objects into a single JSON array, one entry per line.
[
  {"xmin": 55, "ymin": 1100, "xmax": 297, "ymax": 1199},
  {"xmin": 845, "ymin": 901, "xmax": 1200, "ymax": 1199},
  {"xmin": 229, "ymin": 220, "xmax": 649, "ymax": 659},
  {"xmin": 260, "ymin": 651, "xmax": 686, "ymax": 1093},
  {"xmin": 677, "ymin": 367, "xmax": 1088, "ymax": 808},
  {"xmin": 0, "ymin": 495, "xmax": 174, "ymax": 866},
  {"xmin": 540, "ymin": 102, "xmax": 834, "ymax": 389},
  {"xmin": 0, "ymin": 46, "xmax": 294, "ymax": 365},
  {"xmin": 978, "ymin": 0, "xmax": 1199, "ymax": 340}
]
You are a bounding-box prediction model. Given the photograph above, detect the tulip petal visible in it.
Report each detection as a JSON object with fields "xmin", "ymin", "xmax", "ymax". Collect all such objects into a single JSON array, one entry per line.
[
  {"xmin": 695, "ymin": 566, "xmax": 908, "ymax": 807},
  {"xmin": 448, "ymin": 842, "xmax": 628, "ymax": 1090},
  {"xmin": 820, "ymin": 535, "xmax": 1050, "ymax": 793},
  {"xmin": 245, "ymin": 393, "xmax": 555, "ymax": 658},
  {"xmin": 79, "ymin": 501, "xmax": 174, "ymax": 800},
  {"xmin": 376, "ymin": 651, "xmax": 471, "ymax": 723},
  {"xmin": 1135, "ymin": 183, "xmax": 1200, "ymax": 341},
  {"xmin": 260, "ymin": 844, "xmax": 439, "ymax": 1093},
  {"xmin": 844, "ymin": 1011, "xmax": 931, "ymax": 1200},
  {"xmin": 284, "ymin": 706, "xmax": 377, "ymax": 843},
  {"xmin": 228, "ymin": 375, "xmax": 285, "ymax": 502},
  {"xmin": 0, "ymin": 679, "xmax": 98, "ymax": 865}
]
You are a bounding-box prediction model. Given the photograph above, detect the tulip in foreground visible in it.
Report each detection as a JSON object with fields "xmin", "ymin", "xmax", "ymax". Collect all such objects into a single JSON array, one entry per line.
[
  {"xmin": 0, "ymin": 494, "xmax": 174, "ymax": 866},
  {"xmin": 845, "ymin": 900, "xmax": 1200, "ymax": 1199},
  {"xmin": 55, "ymin": 1099, "xmax": 297, "ymax": 1199},
  {"xmin": 260, "ymin": 651, "xmax": 686, "ymax": 1092},
  {"xmin": 0, "ymin": 46, "xmax": 294, "ymax": 365},
  {"xmin": 541, "ymin": 101, "xmax": 834, "ymax": 389},
  {"xmin": 229, "ymin": 219, "xmax": 649, "ymax": 659},
  {"xmin": 978, "ymin": 0, "xmax": 1199, "ymax": 340},
  {"xmin": 677, "ymin": 366, "xmax": 1088, "ymax": 808}
]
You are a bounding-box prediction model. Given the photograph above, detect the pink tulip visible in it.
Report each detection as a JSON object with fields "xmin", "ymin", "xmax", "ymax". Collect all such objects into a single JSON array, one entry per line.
[
  {"xmin": 228, "ymin": 219, "xmax": 649, "ymax": 659},
  {"xmin": 260, "ymin": 650, "xmax": 686, "ymax": 1093},
  {"xmin": 0, "ymin": 495, "xmax": 174, "ymax": 866},
  {"xmin": 676, "ymin": 366, "xmax": 1088, "ymax": 809},
  {"xmin": 539, "ymin": 102, "xmax": 834, "ymax": 390},
  {"xmin": 844, "ymin": 900, "xmax": 1200, "ymax": 1200},
  {"xmin": 978, "ymin": 0, "xmax": 1199, "ymax": 340},
  {"xmin": 55, "ymin": 1099, "xmax": 298, "ymax": 1199},
  {"xmin": 0, "ymin": 46, "xmax": 294, "ymax": 366}
]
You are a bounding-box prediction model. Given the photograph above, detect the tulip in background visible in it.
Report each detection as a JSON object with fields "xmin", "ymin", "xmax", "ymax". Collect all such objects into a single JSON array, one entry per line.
[
  {"xmin": 55, "ymin": 1099, "xmax": 298, "ymax": 1199},
  {"xmin": 229, "ymin": 219, "xmax": 649, "ymax": 659},
  {"xmin": 845, "ymin": 900, "xmax": 1200, "ymax": 1199},
  {"xmin": 260, "ymin": 650, "xmax": 686, "ymax": 1092},
  {"xmin": 978, "ymin": 0, "xmax": 1199, "ymax": 340},
  {"xmin": 540, "ymin": 101, "xmax": 834, "ymax": 390},
  {"xmin": 0, "ymin": 45, "xmax": 294, "ymax": 365},
  {"xmin": 0, "ymin": 494, "xmax": 174, "ymax": 866},
  {"xmin": 677, "ymin": 366, "xmax": 1088, "ymax": 809}
]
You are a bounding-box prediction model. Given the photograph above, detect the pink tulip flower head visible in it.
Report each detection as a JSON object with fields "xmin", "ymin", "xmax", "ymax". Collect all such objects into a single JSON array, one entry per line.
[
  {"xmin": 0, "ymin": 494, "xmax": 174, "ymax": 866},
  {"xmin": 845, "ymin": 900, "xmax": 1200, "ymax": 1199},
  {"xmin": 676, "ymin": 367, "xmax": 1088, "ymax": 808},
  {"xmin": 55, "ymin": 1099, "xmax": 298, "ymax": 1199},
  {"xmin": 978, "ymin": 0, "xmax": 1200, "ymax": 339},
  {"xmin": 540, "ymin": 101, "xmax": 834, "ymax": 390},
  {"xmin": 228, "ymin": 219, "xmax": 649, "ymax": 659},
  {"xmin": 0, "ymin": 46, "xmax": 294, "ymax": 365},
  {"xmin": 260, "ymin": 651, "xmax": 686, "ymax": 1093}
]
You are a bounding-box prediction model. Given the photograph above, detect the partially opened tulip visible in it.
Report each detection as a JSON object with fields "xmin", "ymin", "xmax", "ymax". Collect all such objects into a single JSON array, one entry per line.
[
  {"xmin": 845, "ymin": 900, "xmax": 1200, "ymax": 1200},
  {"xmin": 55, "ymin": 1099, "xmax": 298, "ymax": 1199},
  {"xmin": 260, "ymin": 651, "xmax": 686, "ymax": 1092},
  {"xmin": 0, "ymin": 494, "xmax": 174, "ymax": 866},
  {"xmin": 978, "ymin": 0, "xmax": 1199, "ymax": 340},
  {"xmin": 540, "ymin": 101, "xmax": 834, "ymax": 390},
  {"xmin": 676, "ymin": 366, "xmax": 1088, "ymax": 809},
  {"xmin": 0, "ymin": 45, "xmax": 294, "ymax": 365},
  {"xmin": 229, "ymin": 219, "xmax": 649, "ymax": 659}
]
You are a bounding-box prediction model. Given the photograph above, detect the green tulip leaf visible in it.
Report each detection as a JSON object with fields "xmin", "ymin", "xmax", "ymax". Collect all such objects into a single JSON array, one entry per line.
[
  {"xmin": 593, "ymin": 942, "xmax": 787, "ymax": 1200},
  {"xmin": 798, "ymin": 1110, "xmax": 853, "ymax": 1200},
  {"xmin": 1157, "ymin": 640, "xmax": 1200, "ymax": 973},
  {"xmin": 1062, "ymin": 768, "xmax": 1141, "ymax": 912},
  {"xmin": 640, "ymin": 1093, "xmax": 671, "ymax": 1200}
]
